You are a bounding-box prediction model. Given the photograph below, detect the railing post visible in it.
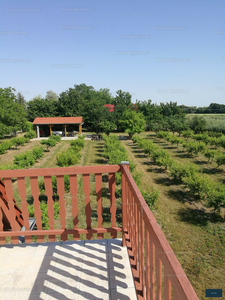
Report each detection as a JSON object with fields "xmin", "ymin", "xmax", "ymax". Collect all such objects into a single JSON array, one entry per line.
[{"xmin": 121, "ymin": 161, "xmax": 129, "ymax": 247}]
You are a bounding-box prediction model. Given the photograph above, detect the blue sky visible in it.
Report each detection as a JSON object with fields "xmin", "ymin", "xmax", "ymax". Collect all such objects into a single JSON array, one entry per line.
[{"xmin": 0, "ymin": 0, "xmax": 224, "ymax": 106}]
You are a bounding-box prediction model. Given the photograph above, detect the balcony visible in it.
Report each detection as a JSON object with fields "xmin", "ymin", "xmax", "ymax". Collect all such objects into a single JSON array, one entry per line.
[{"xmin": 0, "ymin": 164, "xmax": 199, "ymax": 300}]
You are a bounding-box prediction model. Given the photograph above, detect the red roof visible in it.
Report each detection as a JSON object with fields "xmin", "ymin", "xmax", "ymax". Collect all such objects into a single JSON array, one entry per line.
[
  {"xmin": 104, "ymin": 104, "xmax": 115, "ymax": 112},
  {"xmin": 33, "ymin": 117, "xmax": 83, "ymax": 125}
]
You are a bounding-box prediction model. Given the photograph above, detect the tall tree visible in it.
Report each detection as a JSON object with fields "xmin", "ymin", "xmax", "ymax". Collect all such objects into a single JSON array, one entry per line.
[
  {"xmin": 46, "ymin": 90, "xmax": 58, "ymax": 101},
  {"xmin": 0, "ymin": 87, "xmax": 27, "ymax": 137}
]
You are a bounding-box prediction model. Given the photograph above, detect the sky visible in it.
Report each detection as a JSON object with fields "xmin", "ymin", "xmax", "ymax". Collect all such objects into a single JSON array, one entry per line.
[{"xmin": 0, "ymin": 0, "xmax": 224, "ymax": 107}]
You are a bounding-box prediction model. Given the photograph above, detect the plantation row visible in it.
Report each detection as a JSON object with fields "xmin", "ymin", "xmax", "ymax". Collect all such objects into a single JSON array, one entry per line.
[
  {"xmin": 29, "ymin": 136, "xmax": 85, "ymax": 231},
  {"xmin": 0, "ymin": 135, "xmax": 61, "ymax": 170},
  {"xmin": 132, "ymin": 136, "xmax": 225, "ymax": 213},
  {"xmin": 0, "ymin": 130, "xmax": 36, "ymax": 155},
  {"xmin": 156, "ymin": 131, "xmax": 225, "ymax": 167},
  {"xmin": 102, "ymin": 134, "xmax": 159, "ymax": 208}
]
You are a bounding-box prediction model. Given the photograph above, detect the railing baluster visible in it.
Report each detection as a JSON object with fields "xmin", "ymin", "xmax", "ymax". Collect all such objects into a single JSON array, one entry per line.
[
  {"xmin": 0, "ymin": 204, "xmax": 5, "ymax": 244},
  {"xmin": 70, "ymin": 174, "xmax": 79, "ymax": 240},
  {"xmin": 44, "ymin": 176, "xmax": 55, "ymax": 242},
  {"xmin": 109, "ymin": 173, "xmax": 116, "ymax": 238},
  {"xmin": 18, "ymin": 177, "xmax": 32, "ymax": 243},
  {"xmin": 141, "ymin": 214, "xmax": 145, "ymax": 298},
  {"xmin": 83, "ymin": 174, "xmax": 92, "ymax": 240},
  {"xmin": 150, "ymin": 240, "xmax": 155, "ymax": 300},
  {"xmin": 4, "ymin": 178, "xmax": 18, "ymax": 244},
  {"xmin": 156, "ymin": 248, "xmax": 162, "ymax": 300},
  {"xmin": 30, "ymin": 177, "xmax": 44, "ymax": 243},
  {"xmin": 57, "ymin": 175, "xmax": 67, "ymax": 241},
  {"xmin": 137, "ymin": 206, "xmax": 141, "ymax": 284},
  {"xmin": 164, "ymin": 272, "xmax": 171, "ymax": 300},
  {"xmin": 145, "ymin": 229, "xmax": 150, "ymax": 300},
  {"xmin": 95, "ymin": 174, "xmax": 103, "ymax": 239}
]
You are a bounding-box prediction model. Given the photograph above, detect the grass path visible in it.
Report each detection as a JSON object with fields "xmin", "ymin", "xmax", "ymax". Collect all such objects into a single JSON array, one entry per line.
[{"xmin": 122, "ymin": 138, "xmax": 225, "ymax": 300}]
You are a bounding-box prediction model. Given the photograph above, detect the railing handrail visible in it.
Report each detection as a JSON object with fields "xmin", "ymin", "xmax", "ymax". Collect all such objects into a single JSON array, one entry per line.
[
  {"xmin": 0, "ymin": 164, "xmax": 122, "ymax": 178},
  {"xmin": 121, "ymin": 165, "xmax": 199, "ymax": 300}
]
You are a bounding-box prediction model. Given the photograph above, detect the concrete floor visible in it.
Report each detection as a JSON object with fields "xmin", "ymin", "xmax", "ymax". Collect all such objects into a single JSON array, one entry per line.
[{"xmin": 0, "ymin": 239, "xmax": 137, "ymax": 300}]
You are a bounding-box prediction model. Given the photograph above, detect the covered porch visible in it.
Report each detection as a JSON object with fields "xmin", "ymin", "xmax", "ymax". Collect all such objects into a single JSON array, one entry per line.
[{"xmin": 32, "ymin": 117, "xmax": 84, "ymax": 138}]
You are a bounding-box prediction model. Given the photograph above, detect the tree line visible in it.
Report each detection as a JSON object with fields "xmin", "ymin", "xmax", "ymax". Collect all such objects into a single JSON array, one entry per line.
[{"xmin": 0, "ymin": 83, "xmax": 222, "ymax": 138}]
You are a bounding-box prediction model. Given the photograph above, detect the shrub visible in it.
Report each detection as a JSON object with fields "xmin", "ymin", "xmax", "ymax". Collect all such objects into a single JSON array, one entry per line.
[
  {"xmin": 56, "ymin": 149, "xmax": 81, "ymax": 167},
  {"xmin": 41, "ymin": 138, "xmax": 57, "ymax": 150},
  {"xmin": 141, "ymin": 187, "xmax": 159, "ymax": 209},
  {"xmin": 50, "ymin": 135, "xmax": 61, "ymax": 143},
  {"xmin": 32, "ymin": 147, "xmax": 44, "ymax": 160},
  {"xmin": 13, "ymin": 151, "xmax": 36, "ymax": 168},
  {"xmin": 215, "ymin": 153, "xmax": 225, "ymax": 168},
  {"xmin": 24, "ymin": 131, "xmax": 36, "ymax": 139}
]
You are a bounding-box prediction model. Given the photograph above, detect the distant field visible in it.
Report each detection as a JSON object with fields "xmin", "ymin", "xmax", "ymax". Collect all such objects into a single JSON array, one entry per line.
[{"xmin": 187, "ymin": 114, "xmax": 225, "ymax": 132}]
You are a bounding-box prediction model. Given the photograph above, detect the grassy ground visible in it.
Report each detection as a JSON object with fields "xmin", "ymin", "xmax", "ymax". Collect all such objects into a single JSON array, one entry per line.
[
  {"xmin": 187, "ymin": 114, "xmax": 225, "ymax": 132},
  {"xmin": 122, "ymin": 132, "xmax": 225, "ymax": 300}
]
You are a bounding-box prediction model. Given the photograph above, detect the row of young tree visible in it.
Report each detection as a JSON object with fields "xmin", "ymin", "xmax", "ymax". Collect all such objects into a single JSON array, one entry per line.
[{"xmin": 0, "ymin": 83, "xmax": 221, "ymax": 138}]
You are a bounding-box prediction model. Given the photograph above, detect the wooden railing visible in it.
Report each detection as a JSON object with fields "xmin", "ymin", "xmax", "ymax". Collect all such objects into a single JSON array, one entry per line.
[
  {"xmin": 0, "ymin": 163, "xmax": 199, "ymax": 300},
  {"xmin": 0, "ymin": 165, "xmax": 122, "ymax": 244},
  {"xmin": 121, "ymin": 164, "xmax": 199, "ymax": 300}
]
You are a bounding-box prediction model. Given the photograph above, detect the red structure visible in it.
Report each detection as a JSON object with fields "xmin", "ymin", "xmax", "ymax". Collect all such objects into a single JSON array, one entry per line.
[
  {"xmin": 104, "ymin": 104, "xmax": 115, "ymax": 112},
  {"xmin": 0, "ymin": 178, "xmax": 24, "ymax": 231}
]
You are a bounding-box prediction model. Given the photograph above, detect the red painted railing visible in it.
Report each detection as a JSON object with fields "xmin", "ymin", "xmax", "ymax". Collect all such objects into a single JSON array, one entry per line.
[{"xmin": 0, "ymin": 164, "xmax": 199, "ymax": 300}]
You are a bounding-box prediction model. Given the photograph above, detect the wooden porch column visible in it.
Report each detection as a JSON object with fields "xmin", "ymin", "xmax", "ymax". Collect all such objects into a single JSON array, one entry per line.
[
  {"xmin": 36, "ymin": 125, "xmax": 40, "ymax": 138},
  {"xmin": 63, "ymin": 124, "xmax": 68, "ymax": 137},
  {"xmin": 34, "ymin": 125, "xmax": 37, "ymax": 137},
  {"xmin": 79, "ymin": 124, "xmax": 82, "ymax": 134},
  {"xmin": 48, "ymin": 125, "xmax": 53, "ymax": 136}
]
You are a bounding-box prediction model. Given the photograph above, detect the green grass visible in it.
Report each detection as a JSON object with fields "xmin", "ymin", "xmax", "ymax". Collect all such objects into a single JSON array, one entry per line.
[{"xmin": 187, "ymin": 114, "xmax": 225, "ymax": 132}]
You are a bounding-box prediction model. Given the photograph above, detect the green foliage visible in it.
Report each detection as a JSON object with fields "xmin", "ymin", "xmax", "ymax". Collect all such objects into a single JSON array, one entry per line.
[
  {"xmin": 39, "ymin": 175, "xmax": 71, "ymax": 194},
  {"xmin": 56, "ymin": 149, "xmax": 81, "ymax": 167},
  {"xmin": 184, "ymin": 141, "xmax": 206, "ymax": 157},
  {"xmin": 22, "ymin": 121, "xmax": 33, "ymax": 132},
  {"xmin": 50, "ymin": 135, "xmax": 61, "ymax": 143},
  {"xmin": 204, "ymin": 149, "xmax": 218, "ymax": 163},
  {"xmin": 215, "ymin": 152, "xmax": 225, "ymax": 168},
  {"xmin": 120, "ymin": 110, "xmax": 146, "ymax": 138},
  {"xmin": 41, "ymin": 135, "xmax": 60, "ymax": 150},
  {"xmin": 13, "ymin": 137, "xmax": 27, "ymax": 149},
  {"xmin": 0, "ymin": 87, "xmax": 27, "ymax": 137},
  {"xmin": 24, "ymin": 131, "xmax": 36, "ymax": 139},
  {"xmin": 99, "ymin": 120, "xmax": 116, "ymax": 135},
  {"xmin": 56, "ymin": 136, "xmax": 84, "ymax": 167},
  {"xmin": 32, "ymin": 147, "xmax": 44, "ymax": 160},
  {"xmin": 12, "ymin": 146, "xmax": 44, "ymax": 169},
  {"xmin": 140, "ymin": 187, "xmax": 159, "ymax": 208},
  {"xmin": 28, "ymin": 201, "xmax": 60, "ymax": 230},
  {"xmin": 189, "ymin": 116, "xmax": 207, "ymax": 133},
  {"xmin": 14, "ymin": 151, "xmax": 36, "ymax": 168}
]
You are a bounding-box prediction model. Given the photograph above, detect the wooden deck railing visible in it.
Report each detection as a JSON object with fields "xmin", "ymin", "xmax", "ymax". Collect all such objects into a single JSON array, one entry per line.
[
  {"xmin": 121, "ymin": 164, "xmax": 199, "ymax": 300},
  {"xmin": 0, "ymin": 165, "xmax": 122, "ymax": 244},
  {"xmin": 0, "ymin": 163, "xmax": 199, "ymax": 299}
]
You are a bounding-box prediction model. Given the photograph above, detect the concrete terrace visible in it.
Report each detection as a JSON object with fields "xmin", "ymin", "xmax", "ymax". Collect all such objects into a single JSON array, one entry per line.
[{"xmin": 0, "ymin": 239, "xmax": 137, "ymax": 300}]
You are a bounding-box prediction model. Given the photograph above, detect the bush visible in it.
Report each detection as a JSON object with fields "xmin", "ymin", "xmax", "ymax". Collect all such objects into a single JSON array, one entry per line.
[
  {"xmin": 141, "ymin": 187, "xmax": 159, "ymax": 208},
  {"xmin": 41, "ymin": 138, "xmax": 57, "ymax": 150},
  {"xmin": 32, "ymin": 147, "xmax": 44, "ymax": 160},
  {"xmin": 50, "ymin": 135, "xmax": 61, "ymax": 143},
  {"xmin": 24, "ymin": 131, "xmax": 36, "ymax": 139},
  {"xmin": 13, "ymin": 151, "xmax": 36, "ymax": 168},
  {"xmin": 56, "ymin": 149, "xmax": 81, "ymax": 167}
]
